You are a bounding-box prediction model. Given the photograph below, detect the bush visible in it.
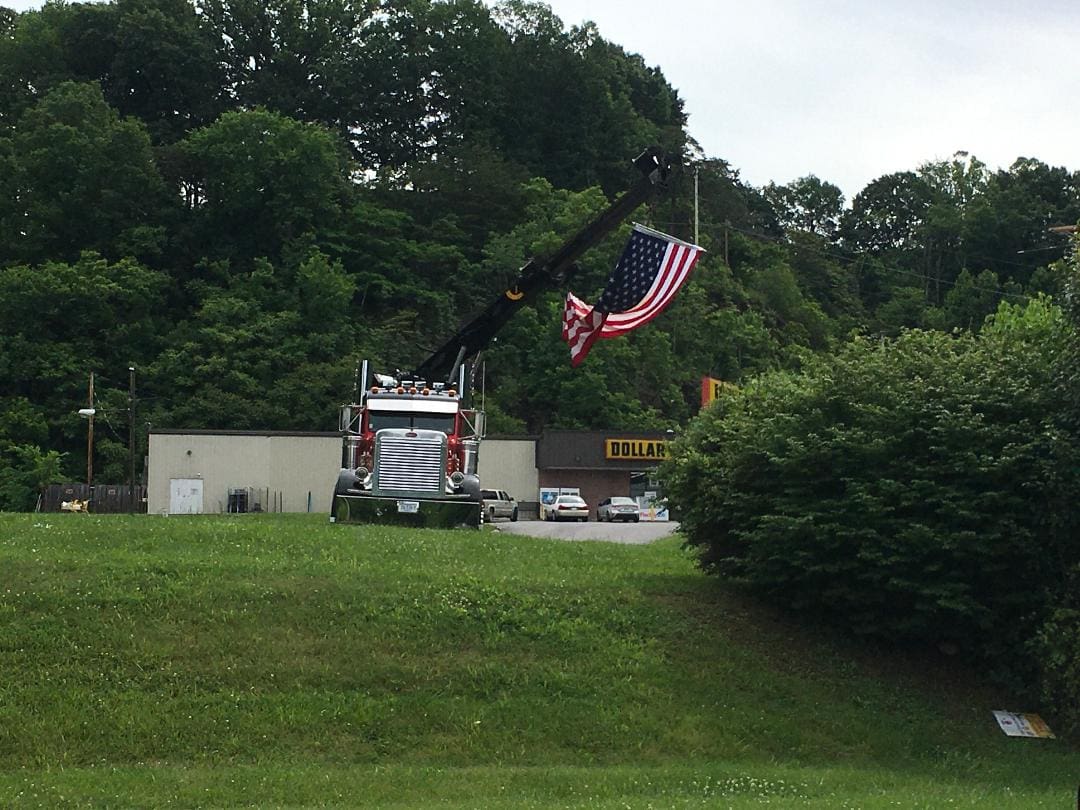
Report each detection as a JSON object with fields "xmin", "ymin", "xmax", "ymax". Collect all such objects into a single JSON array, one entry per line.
[
  {"xmin": 1034, "ymin": 570, "xmax": 1080, "ymax": 737},
  {"xmin": 0, "ymin": 398, "xmax": 64, "ymax": 512},
  {"xmin": 1035, "ymin": 257, "xmax": 1080, "ymax": 733},
  {"xmin": 663, "ymin": 299, "xmax": 1080, "ymax": 661},
  {"xmin": 0, "ymin": 444, "xmax": 64, "ymax": 511}
]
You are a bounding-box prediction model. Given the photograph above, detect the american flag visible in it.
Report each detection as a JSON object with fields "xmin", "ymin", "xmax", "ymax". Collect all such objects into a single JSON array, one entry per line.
[{"xmin": 562, "ymin": 224, "xmax": 703, "ymax": 366}]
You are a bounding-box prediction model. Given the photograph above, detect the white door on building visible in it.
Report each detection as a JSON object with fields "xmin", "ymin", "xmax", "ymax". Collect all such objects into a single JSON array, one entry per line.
[{"xmin": 169, "ymin": 478, "xmax": 204, "ymax": 514}]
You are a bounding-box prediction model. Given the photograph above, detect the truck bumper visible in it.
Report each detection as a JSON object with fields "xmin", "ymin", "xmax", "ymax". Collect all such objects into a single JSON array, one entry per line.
[{"xmin": 332, "ymin": 494, "xmax": 481, "ymax": 529}]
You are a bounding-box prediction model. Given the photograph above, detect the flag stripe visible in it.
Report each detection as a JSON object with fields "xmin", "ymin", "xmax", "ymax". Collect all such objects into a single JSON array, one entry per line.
[
  {"xmin": 563, "ymin": 296, "xmax": 607, "ymax": 366},
  {"xmin": 602, "ymin": 243, "xmax": 697, "ymax": 334},
  {"xmin": 562, "ymin": 224, "xmax": 703, "ymax": 365}
]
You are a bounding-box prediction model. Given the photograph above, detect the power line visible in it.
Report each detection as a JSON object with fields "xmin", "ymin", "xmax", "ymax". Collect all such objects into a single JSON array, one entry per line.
[
  {"xmin": 648, "ymin": 209, "xmax": 1070, "ymax": 293},
  {"xmin": 687, "ymin": 220, "xmax": 1037, "ymax": 304}
]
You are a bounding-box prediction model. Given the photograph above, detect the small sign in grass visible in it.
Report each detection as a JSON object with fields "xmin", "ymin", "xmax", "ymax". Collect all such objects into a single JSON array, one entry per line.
[{"xmin": 993, "ymin": 710, "xmax": 1056, "ymax": 738}]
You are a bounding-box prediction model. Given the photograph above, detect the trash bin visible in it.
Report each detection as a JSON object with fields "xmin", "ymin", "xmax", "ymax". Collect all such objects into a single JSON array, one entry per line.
[{"xmin": 227, "ymin": 488, "xmax": 248, "ymax": 513}]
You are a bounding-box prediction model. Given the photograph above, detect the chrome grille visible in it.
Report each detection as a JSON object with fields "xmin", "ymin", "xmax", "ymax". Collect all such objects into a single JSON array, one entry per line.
[{"xmin": 374, "ymin": 431, "xmax": 445, "ymax": 494}]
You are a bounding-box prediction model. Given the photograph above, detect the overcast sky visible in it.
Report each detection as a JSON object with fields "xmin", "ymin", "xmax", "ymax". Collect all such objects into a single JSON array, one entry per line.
[
  {"xmin": 542, "ymin": 0, "xmax": 1080, "ymax": 199},
  {"xmin": 7, "ymin": 0, "xmax": 1078, "ymax": 200}
]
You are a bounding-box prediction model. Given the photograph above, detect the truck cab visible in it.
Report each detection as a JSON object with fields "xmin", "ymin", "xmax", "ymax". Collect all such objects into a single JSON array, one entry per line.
[{"xmin": 332, "ymin": 368, "xmax": 484, "ymax": 527}]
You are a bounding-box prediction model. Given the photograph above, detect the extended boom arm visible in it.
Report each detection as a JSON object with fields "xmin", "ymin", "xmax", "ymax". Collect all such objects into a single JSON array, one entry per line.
[{"xmin": 414, "ymin": 147, "xmax": 674, "ymax": 384}]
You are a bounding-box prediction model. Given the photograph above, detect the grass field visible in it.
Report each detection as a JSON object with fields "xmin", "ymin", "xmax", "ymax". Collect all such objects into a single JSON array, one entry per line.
[{"xmin": 0, "ymin": 513, "xmax": 1074, "ymax": 808}]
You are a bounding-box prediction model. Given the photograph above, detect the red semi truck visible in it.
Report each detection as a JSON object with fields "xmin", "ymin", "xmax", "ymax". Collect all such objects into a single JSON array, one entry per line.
[{"xmin": 331, "ymin": 148, "xmax": 673, "ymax": 527}]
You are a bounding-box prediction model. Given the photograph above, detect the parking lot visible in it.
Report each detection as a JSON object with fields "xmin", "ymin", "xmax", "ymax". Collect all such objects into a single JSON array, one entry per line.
[{"xmin": 491, "ymin": 518, "xmax": 679, "ymax": 544}]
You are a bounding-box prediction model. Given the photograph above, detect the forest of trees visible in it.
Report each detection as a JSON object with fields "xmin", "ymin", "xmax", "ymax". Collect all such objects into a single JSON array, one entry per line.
[{"xmin": 1, "ymin": 0, "xmax": 1078, "ymax": 511}]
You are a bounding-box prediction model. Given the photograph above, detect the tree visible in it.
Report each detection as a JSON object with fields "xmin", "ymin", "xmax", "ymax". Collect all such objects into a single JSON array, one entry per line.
[
  {"xmin": 965, "ymin": 158, "xmax": 1080, "ymax": 287},
  {"xmin": 0, "ymin": 397, "xmax": 64, "ymax": 511},
  {"xmin": 0, "ymin": 0, "xmax": 221, "ymax": 142},
  {"xmin": 0, "ymin": 81, "xmax": 171, "ymax": 267},
  {"xmin": 1027, "ymin": 242, "xmax": 1080, "ymax": 735},
  {"xmin": 787, "ymin": 232, "xmax": 864, "ymax": 327},
  {"xmin": 763, "ymin": 175, "xmax": 844, "ymax": 241},
  {"xmin": 196, "ymin": 0, "xmax": 447, "ymax": 172},
  {"xmin": 0, "ymin": 253, "xmax": 168, "ymax": 481},
  {"xmin": 178, "ymin": 108, "xmax": 349, "ymax": 265},
  {"xmin": 838, "ymin": 155, "xmax": 1069, "ymax": 328},
  {"xmin": 0, "ymin": 6, "xmax": 15, "ymax": 37},
  {"xmin": 916, "ymin": 152, "xmax": 990, "ymax": 304},
  {"xmin": 388, "ymin": 140, "xmax": 531, "ymax": 268},
  {"xmin": 0, "ymin": 2, "xmax": 82, "ymax": 125},
  {"xmin": 148, "ymin": 249, "xmax": 358, "ymax": 431},
  {"xmin": 0, "ymin": 443, "xmax": 64, "ymax": 511},
  {"xmin": 108, "ymin": 0, "xmax": 224, "ymax": 143},
  {"xmin": 842, "ymin": 171, "xmax": 933, "ymax": 253},
  {"xmin": 477, "ymin": 1, "xmax": 687, "ymax": 193},
  {"xmin": 924, "ymin": 268, "xmax": 1021, "ymax": 332}
]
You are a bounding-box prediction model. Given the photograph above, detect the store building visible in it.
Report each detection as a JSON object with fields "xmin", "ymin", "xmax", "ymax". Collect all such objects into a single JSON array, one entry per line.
[
  {"xmin": 533, "ymin": 430, "xmax": 671, "ymax": 519},
  {"xmin": 147, "ymin": 429, "xmax": 669, "ymax": 519}
]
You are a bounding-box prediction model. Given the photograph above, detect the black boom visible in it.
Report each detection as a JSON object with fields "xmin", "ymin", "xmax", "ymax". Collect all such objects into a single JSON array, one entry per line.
[{"xmin": 413, "ymin": 147, "xmax": 674, "ymax": 384}]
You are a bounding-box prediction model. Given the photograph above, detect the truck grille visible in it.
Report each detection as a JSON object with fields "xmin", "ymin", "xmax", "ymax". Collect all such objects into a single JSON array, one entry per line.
[{"xmin": 375, "ymin": 431, "xmax": 445, "ymax": 494}]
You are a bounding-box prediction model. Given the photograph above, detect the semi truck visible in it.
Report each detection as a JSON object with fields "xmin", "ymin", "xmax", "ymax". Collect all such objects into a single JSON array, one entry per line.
[
  {"xmin": 331, "ymin": 147, "xmax": 674, "ymax": 527},
  {"xmin": 331, "ymin": 361, "xmax": 486, "ymax": 527}
]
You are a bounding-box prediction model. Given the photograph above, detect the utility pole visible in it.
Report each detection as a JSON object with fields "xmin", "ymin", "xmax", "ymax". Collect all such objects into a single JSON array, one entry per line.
[
  {"xmin": 128, "ymin": 366, "xmax": 136, "ymax": 512},
  {"xmin": 86, "ymin": 371, "xmax": 94, "ymax": 499},
  {"xmin": 693, "ymin": 165, "xmax": 700, "ymax": 246}
]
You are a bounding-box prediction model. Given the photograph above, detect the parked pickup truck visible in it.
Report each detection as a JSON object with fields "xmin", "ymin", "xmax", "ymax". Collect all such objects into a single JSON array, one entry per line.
[{"xmin": 481, "ymin": 489, "xmax": 518, "ymax": 522}]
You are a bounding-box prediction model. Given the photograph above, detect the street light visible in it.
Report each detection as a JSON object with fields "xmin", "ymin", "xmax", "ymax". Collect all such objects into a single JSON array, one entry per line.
[{"xmin": 76, "ymin": 367, "xmax": 138, "ymax": 512}]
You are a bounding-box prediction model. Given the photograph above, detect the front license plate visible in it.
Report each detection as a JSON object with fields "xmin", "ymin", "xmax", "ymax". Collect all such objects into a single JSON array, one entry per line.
[{"xmin": 397, "ymin": 500, "xmax": 420, "ymax": 514}]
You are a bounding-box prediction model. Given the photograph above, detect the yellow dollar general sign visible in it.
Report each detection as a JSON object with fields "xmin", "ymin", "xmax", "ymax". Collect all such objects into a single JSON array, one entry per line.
[
  {"xmin": 604, "ymin": 439, "xmax": 669, "ymax": 461},
  {"xmin": 700, "ymin": 376, "xmax": 738, "ymax": 408}
]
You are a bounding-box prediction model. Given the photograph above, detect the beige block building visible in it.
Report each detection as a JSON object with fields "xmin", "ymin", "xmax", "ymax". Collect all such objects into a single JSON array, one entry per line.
[
  {"xmin": 147, "ymin": 430, "xmax": 341, "ymax": 515},
  {"xmin": 477, "ymin": 437, "xmax": 539, "ymax": 508},
  {"xmin": 146, "ymin": 429, "xmax": 666, "ymax": 519},
  {"xmin": 147, "ymin": 430, "xmax": 540, "ymax": 516}
]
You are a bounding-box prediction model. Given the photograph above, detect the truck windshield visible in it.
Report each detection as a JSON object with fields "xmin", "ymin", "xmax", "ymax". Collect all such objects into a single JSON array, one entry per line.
[{"xmin": 368, "ymin": 412, "xmax": 455, "ymax": 434}]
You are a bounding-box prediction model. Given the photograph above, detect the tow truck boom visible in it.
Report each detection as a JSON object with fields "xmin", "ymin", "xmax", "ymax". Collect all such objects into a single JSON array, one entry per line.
[{"xmin": 415, "ymin": 146, "xmax": 673, "ymax": 384}]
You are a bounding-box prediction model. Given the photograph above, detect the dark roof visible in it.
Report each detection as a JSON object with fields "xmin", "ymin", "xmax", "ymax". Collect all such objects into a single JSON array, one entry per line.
[{"xmin": 537, "ymin": 429, "xmax": 672, "ymax": 470}]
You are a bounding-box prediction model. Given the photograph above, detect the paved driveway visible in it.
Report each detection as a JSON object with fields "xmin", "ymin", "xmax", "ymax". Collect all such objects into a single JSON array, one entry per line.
[{"xmin": 491, "ymin": 518, "xmax": 679, "ymax": 545}]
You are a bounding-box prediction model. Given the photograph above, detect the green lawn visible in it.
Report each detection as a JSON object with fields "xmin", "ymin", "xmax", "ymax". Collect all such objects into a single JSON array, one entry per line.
[{"xmin": 0, "ymin": 513, "xmax": 1074, "ymax": 808}]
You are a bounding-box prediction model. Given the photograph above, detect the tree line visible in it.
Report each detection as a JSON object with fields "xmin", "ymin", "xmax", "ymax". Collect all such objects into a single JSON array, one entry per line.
[{"xmin": 1, "ymin": 0, "xmax": 1078, "ymax": 515}]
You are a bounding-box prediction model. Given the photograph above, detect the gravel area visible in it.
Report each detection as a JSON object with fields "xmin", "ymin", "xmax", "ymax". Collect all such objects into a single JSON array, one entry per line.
[{"xmin": 491, "ymin": 518, "xmax": 679, "ymax": 544}]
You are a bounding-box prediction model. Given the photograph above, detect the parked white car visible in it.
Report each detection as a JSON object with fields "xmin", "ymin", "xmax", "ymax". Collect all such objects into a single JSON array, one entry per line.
[
  {"xmin": 597, "ymin": 496, "xmax": 640, "ymax": 523},
  {"xmin": 543, "ymin": 494, "xmax": 589, "ymax": 522}
]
